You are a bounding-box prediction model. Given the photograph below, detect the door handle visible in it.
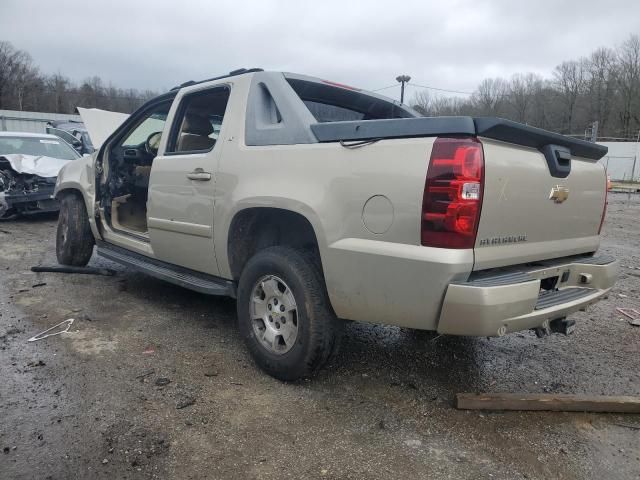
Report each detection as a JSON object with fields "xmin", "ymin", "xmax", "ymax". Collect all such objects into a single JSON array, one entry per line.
[{"xmin": 186, "ymin": 168, "xmax": 212, "ymax": 181}]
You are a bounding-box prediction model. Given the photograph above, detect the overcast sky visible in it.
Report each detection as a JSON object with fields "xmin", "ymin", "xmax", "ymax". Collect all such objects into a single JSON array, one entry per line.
[{"xmin": 1, "ymin": 0, "xmax": 639, "ymax": 101}]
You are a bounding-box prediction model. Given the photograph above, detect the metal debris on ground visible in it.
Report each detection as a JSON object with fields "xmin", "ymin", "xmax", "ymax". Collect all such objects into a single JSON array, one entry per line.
[
  {"xmin": 27, "ymin": 319, "xmax": 75, "ymax": 342},
  {"xmin": 31, "ymin": 265, "xmax": 116, "ymax": 276},
  {"xmin": 616, "ymin": 307, "xmax": 640, "ymax": 326}
]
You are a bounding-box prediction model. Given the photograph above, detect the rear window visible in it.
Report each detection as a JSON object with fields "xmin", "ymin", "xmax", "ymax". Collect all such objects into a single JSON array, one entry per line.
[
  {"xmin": 303, "ymin": 101, "xmax": 365, "ymax": 122},
  {"xmin": 287, "ymin": 78, "xmax": 415, "ymax": 123}
]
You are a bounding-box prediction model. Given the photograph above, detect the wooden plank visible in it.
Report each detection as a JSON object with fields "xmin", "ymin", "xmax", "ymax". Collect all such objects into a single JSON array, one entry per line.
[{"xmin": 456, "ymin": 393, "xmax": 640, "ymax": 413}]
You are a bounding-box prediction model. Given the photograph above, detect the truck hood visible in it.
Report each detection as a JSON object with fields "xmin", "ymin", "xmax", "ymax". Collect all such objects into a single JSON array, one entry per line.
[
  {"xmin": 0, "ymin": 154, "xmax": 71, "ymax": 178},
  {"xmin": 77, "ymin": 107, "xmax": 129, "ymax": 149}
]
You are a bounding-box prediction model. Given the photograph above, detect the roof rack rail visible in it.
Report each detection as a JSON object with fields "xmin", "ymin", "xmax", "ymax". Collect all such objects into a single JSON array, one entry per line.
[{"xmin": 170, "ymin": 68, "xmax": 263, "ymax": 91}]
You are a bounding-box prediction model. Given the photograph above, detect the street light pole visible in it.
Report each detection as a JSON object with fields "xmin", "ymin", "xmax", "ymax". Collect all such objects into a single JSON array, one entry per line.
[{"xmin": 396, "ymin": 75, "xmax": 411, "ymax": 104}]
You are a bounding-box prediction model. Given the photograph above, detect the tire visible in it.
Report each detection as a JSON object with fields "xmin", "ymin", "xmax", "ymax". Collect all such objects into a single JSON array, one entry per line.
[
  {"xmin": 237, "ymin": 246, "xmax": 340, "ymax": 381},
  {"xmin": 56, "ymin": 192, "xmax": 95, "ymax": 266}
]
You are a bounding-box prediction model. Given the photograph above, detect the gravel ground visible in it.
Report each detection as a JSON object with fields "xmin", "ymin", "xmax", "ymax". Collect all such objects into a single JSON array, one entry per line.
[{"xmin": 1, "ymin": 193, "xmax": 639, "ymax": 480}]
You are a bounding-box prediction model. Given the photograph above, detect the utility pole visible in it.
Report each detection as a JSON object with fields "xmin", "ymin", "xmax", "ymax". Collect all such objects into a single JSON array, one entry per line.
[{"xmin": 396, "ymin": 75, "xmax": 411, "ymax": 104}]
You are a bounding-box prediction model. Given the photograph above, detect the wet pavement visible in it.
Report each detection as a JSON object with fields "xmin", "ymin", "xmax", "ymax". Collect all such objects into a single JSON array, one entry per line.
[{"xmin": 1, "ymin": 193, "xmax": 639, "ymax": 479}]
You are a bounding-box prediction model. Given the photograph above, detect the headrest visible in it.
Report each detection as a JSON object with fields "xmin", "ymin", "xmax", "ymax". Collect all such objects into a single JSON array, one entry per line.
[{"xmin": 182, "ymin": 115, "xmax": 213, "ymax": 136}]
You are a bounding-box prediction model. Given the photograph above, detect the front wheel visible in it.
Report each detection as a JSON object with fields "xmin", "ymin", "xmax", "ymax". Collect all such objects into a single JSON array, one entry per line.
[
  {"xmin": 237, "ymin": 246, "xmax": 340, "ymax": 381},
  {"xmin": 56, "ymin": 192, "xmax": 95, "ymax": 266}
]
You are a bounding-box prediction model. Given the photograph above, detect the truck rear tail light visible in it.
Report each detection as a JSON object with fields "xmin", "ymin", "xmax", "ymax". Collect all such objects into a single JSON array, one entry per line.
[
  {"xmin": 598, "ymin": 172, "xmax": 608, "ymax": 234},
  {"xmin": 421, "ymin": 137, "xmax": 484, "ymax": 249}
]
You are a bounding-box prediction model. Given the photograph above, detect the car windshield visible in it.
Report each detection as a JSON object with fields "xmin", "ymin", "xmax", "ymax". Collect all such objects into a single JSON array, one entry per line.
[{"xmin": 0, "ymin": 136, "xmax": 80, "ymax": 160}]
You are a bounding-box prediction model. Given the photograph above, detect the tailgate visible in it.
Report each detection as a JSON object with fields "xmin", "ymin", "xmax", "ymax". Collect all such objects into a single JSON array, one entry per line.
[{"xmin": 474, "ymin": 136, "xmax": 607, "ymax": 270}]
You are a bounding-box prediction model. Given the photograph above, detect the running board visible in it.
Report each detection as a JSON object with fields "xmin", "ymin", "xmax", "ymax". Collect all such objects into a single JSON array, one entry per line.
[{"xmin": 97, "ymin": 241, "xmax": 236, "ymax": 298}]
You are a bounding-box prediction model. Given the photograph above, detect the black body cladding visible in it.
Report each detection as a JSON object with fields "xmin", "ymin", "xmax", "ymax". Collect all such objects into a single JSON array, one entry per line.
[{"xmin": 311, "ymin": 116, "xmax": 608, "ymax": 164}]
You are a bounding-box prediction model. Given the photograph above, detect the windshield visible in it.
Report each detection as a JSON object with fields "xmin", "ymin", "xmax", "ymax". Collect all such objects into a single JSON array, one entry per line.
[{"xmin": 0, "ymin": 136, "xmax": 80, "ymax": 160}]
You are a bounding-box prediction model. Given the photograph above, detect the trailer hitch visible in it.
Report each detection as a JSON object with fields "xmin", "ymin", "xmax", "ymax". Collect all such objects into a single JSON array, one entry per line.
[{"xmin": 533, "ymin": 317, "xmax": 576, "ymax": 338}]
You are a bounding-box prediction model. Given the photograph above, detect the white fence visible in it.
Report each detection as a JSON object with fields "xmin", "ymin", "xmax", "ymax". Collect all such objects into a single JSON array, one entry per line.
[
  {"xmin": 598, "ymin": 142, "xmax": 639, "ymax": 182},
  {"xmin": 0, "ymin": 109, "xmax": 81, "ymax": 134}
]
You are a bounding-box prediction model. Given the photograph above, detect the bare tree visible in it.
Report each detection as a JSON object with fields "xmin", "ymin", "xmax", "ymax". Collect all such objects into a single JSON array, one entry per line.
[
  {"xmin": 408, "ymin": 34, "xmax": 640, "ymax": 139},
  {"xmin": 47, "ymin": 73, "xmax": 71, "ymax": 113},
  {"xmin": 412, "ymin": 90, "xmax": 435, "ymax": 116},
  {"xmin": 11, "ymin": 53, "xmax": 39, "ymax": 110},
  {"xmin": 412, "ymin": 90, "xmax": 468, "ymax": 117},
  {"xmin": 472, "ymin": 78, "xmax": 507, "ymax": 115},
  {"xmin": 585, "ymin": 47, "xmax": 618, "ymax": 135},
  {"xmin": 0, "ymin": 41, "xmax": 28, "ymax": 109},
  {"xmin": 506, "ymin": 73, "xmax": 542, "ymax": 123},
  {"xmin": 0, "ymin": 40, "xmax": 157, "ymax": 115},
  {"xmin": 529, "ymin": 81, "xmax": 555, "ymax": 130},
  {"xmin": 616, "ymin": 35, "xmax": 640, "ymax": 138},
  {"xmin": 553, "ymin": 60, "xmax": 586, "ymax": 133}
]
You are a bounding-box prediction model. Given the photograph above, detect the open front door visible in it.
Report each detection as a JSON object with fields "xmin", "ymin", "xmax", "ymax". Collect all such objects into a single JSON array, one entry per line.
[{"xmin": 147, "ymin": 86, "xmax": 231, "ymax": 276}]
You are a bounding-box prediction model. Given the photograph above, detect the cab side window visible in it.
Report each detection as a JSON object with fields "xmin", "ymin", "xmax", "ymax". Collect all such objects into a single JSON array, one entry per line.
[{"xmin": 167, "ymin": 87, "xmax": 230, "ymax": 154}]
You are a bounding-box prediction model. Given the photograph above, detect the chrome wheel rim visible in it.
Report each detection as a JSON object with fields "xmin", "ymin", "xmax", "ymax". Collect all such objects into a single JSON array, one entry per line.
[{"xmin": 250, "ymin": 275, "xmax": 298, "ymax": 355}]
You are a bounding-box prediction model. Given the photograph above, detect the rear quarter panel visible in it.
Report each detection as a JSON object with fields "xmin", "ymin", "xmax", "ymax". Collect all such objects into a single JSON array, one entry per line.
[{"xmin": 215, "ymin": 82, "xmax": 472, "ymax": 328}]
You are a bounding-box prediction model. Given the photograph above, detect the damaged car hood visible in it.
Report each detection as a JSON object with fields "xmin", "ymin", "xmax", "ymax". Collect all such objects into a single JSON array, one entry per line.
[
  {"xmin": 0, "ymin": 154, "xmax": 71, "ymax": 178},
  {"xmin": 77, "ymin": 107, "xmax": 129, "ymax": 150}
]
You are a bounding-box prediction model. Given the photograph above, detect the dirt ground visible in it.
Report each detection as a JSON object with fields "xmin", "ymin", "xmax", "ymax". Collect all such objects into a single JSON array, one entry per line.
[{"xmin": 1, "ymin": 193, "xmax": 639, "ymax": 480}]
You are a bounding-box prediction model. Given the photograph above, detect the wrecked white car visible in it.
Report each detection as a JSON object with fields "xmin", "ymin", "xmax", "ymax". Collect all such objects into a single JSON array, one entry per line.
[{"xmin": 0, "ymin": 132, "xmax": 81, "ymax": 219}]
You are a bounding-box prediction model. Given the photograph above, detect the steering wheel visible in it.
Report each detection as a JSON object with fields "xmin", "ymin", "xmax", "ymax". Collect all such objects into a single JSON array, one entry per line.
[{"xmin": 144, "ymin": 131, "xmax": 162, "ymax": 156}]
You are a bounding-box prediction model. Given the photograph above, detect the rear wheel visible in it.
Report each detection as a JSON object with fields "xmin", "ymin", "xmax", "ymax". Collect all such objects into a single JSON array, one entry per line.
[
  {"xmin": 56, "ymin": 192, "xmax": 95, "ymax": 266},
  {"xmin": 237, "ymin": 246, "xmax": 340, "ymax": 381}
]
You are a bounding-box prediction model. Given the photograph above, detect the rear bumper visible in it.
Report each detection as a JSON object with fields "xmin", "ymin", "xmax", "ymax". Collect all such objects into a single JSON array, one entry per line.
[{"xmin": 437, "ymin": 255, "xmax": 618, "ymax": 336}]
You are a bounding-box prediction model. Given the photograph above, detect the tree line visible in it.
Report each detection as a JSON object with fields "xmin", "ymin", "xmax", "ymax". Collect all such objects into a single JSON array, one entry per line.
[
  {"xmin": 0, "ymin": 41, "xmax": 158, "ymax": 114},
  {"xmin": 410, "ymin": 35, "xmax": 640, "ymax": 140},
  {"xmin": 1, "ymin": 36, "xmax": 639, "ymax": 139}
]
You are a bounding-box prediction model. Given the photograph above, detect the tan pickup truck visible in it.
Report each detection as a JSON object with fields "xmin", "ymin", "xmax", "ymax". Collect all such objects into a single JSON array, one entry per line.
[{"xmin": 54, "ymin": 69, "xmax": 618, "ymax": 380}]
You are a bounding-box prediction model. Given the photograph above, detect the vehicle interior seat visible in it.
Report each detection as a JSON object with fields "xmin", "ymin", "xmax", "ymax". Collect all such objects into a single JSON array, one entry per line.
[{"xmin": 177, "ymin": 115, "xmax": 215, "ymax": 152}]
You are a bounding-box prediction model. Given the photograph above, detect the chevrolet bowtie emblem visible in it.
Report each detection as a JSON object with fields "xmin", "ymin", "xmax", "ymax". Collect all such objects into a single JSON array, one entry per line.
[{"xmin": 549, "ymin": 185, "xmax": 569, "ymax": 203}]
